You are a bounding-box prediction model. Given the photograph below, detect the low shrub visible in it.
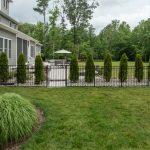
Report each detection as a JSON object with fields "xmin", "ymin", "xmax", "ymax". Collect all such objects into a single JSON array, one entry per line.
[
  {"xmin": 119, "ymin": 53, "xmax": 128, "ymax": 82},
  {"xmin": 0, "ymin": 52, "xmax": 8, "ymax": 82},
  {"xmin": 135, "ymin": 54, "xmax": 143, "ymax": 82},
  {"xmin": 148, "ymin": 58, "xmax": 150, "ymax": 82},
  {"xmin": 70, "ymin": 54, "xmax": 79, "ymax": 82},
  {"xmin": 17, "ymin": 53, "xmax": 26, "ymax": 84},
  {"xmin": 85, "ymin": 54, "xmax": 95, "ymax": 83},
  {"xmin": 104, "ymin": 54, "xmax": 112, "ymax": 82},
  {"xmin": 35, "ymin": 55, "xmax": 45, "ymax": 84},
  {"xmin": 0, "ymin": 93, "xmax": 37, "ymax": 146}
]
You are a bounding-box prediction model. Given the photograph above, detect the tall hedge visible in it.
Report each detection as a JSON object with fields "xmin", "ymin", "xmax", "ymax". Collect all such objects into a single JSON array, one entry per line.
[
  {"xmin": 135, "ymin": 54, "xmax": 143, "ymax": 82},
  {"xmin": 148, "ymin": 58, "xmax": 150, "ymax": 82},
  {"xmin": 85, "ymin": 54, "xmax": 95, "ymax": 83},
  {"xmin": 70, "ymin": 54, "xmax": 79, "ymax": 82},
  {"xmin": 35, "ymin": 55, "xmax": 44, "ymax": 84},
  {"xmin": 17, "ymin": 53, "xmax": 26, "ymax": 84},
  {"xmin": 104, "ymin": 54, "xmax": 112, "ymax": 82},
  {"xmin": 0, "ymin": 52, "xmax": 8, "ymax": 82},
  {"xmin": 119, "ymin": 53, "xmax": 128, "ymax": 82}
]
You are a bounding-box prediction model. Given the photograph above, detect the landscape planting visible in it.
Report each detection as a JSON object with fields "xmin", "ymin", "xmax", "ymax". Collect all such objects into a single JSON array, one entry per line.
[
  {"xmin": 0, "ymin": 93, "xmax": 37, "ymax": 148},
  {"xmin": 17, "ymin": 53, "xmax": 26, "ymax": 84},
  {"xmin": 119, "ymin": 53, "xmax": 128, "ymax": 82},
  {"xmin": 104, "ymin": 54, "xmax": 112, "ymax": 82},
  {"xmin": 0, "ymin": 52, "xmax": 8, "ymax": 83},
  {"xmin": 70, "ymin": 54, "xmax": 79, "ymax": 82}
]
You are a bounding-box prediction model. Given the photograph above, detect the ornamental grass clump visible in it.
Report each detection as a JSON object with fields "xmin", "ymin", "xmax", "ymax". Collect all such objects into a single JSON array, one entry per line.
[{"xmin": 0, "ymin": 93, "xmax": 37, "ymax": 146}]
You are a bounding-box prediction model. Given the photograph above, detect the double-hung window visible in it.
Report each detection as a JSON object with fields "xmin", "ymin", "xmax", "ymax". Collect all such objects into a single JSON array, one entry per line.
[
  {"xmin": 31, "ymin": 45, "xmax": 35, "ymax": 58},
  {"xmin": 0, "ymin": 37, "xmax": 12, "ymax": 58},
  {"xmin": 0, "ymin": 38, "xmax": 3, "ymax": 53}
]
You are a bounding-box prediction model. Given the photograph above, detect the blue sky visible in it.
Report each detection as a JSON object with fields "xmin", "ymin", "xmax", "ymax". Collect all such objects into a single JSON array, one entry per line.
[{"xmin": 10, "ymin": 0, "xmax": 150, "ymax": 33}]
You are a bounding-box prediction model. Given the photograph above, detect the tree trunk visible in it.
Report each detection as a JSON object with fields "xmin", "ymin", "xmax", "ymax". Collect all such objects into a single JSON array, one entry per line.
[
  {"xmin": 43, "ymin": 8, "xmax": 46, "ymax": 57},
  {"xmin": 73, "ymin": 26, "xmax": 76, "ymax": 49}
]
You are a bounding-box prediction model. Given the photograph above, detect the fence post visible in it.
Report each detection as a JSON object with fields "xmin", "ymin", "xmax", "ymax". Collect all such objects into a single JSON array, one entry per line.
[
  {"xmin": 65, "ymin": 65, "xmax": 67, "ymax": 87},
  {"xmin": 121, "ymin": 67, "xmax": 123, "ymax": 87},
  {"xmin": 94, "ymin": 66, "xmax": 96, "ymax": 87},
  {"xmin": 148, "ymin": 66, "xmax": 150, "ymax": 86},
  {"xmin": 46, "ymin": 65, "xmax": 49, "ymax": 87}
]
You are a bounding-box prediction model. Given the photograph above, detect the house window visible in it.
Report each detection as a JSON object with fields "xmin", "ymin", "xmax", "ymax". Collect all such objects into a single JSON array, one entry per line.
[
  {"xmin": 0, "ymin": 37, "xmax": 12, "ymax": 58},
  {"xmin": 3, "ymin": 0, "xmax": 6, "ymax": 7},
  {"xmin": 9, "ymin": 40, "xmax": 11, "ymax": 58},
  {"xmin": 4, "ymin": 39, "xmax": 8, "ymax": 54},
  {"xmin": 31, "ymin": 46, "xmax": 35, "ymax": 58},
  {"xmin": 0, "ymin": 38, "xmax": 3, "ymax": 53},
  {"xmin": 6, "ymin": 0, "xmax": 8, "ymax": 9},
  {"xmin": 10, "ymin": 22, "xmax": 12, "ymax": 27}
]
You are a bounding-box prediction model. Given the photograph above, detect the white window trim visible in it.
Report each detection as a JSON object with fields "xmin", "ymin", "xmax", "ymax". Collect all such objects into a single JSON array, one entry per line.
[
  {"xmin": 30, "ymin": 44, "xmax": 35, "ymax": 58},
  {"xmin": 0, "ymin": 36, "xmax": 12, "ymax": 58}
]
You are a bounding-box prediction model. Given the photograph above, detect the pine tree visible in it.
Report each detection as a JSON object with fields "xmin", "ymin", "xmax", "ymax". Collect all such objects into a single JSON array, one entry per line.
[
  {"xmin": 35, "ymin": 55, "xmax": 44, "ymax": 84},
  {"xmin": 85, "ymin": 54, "xmax": 95, "ymax": 82},
  {"xmin": 119, "ymin": 53, "xmax": 128, "ymax": 82},
  {"xmin": 135, "ymin": 54, "xmax": 143, "ymax": 82},
  {"xmin": 0, "ymin": 52, "xmax": 8, "ymax": 82},
  {"xmin": 17, "ymin": 53, "xmax": 26, "ymax": 84},
  {"xmin": 70, "ymin": 54, "xmax": 79, "ymax": 82},
  {"xmin": 104, "ymin": 54, "xmax": 112, "ymax": 82}
]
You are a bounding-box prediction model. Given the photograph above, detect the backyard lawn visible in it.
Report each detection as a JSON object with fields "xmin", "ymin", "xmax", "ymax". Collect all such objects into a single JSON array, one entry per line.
[
  {"xmin": 0, "ymin": 87, "xmax": 150, "ymax": 150},
  {"xmin": 79, "ymin": 61, "xmax": 149, "ymax": 67},
  {"xmin": 79, "ymin": 61, "xmax": 149, "ymax": 79}
]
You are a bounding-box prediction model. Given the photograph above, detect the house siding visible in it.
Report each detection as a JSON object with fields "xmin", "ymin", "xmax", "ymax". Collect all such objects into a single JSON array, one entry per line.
[
  {"xmin": 0, "ymin": 27, "xmax": 17, "ymax": 65},
  {"xmin": 0, "ymin": 15, "xmax": 17, "ymax": 29},
  {"xmin": 36, "ymin": 45, "xmax": 41, "ymax": 55},
  {"xmin": 0, "ymin": 0, "xmax": 9, "ymax": 15}
]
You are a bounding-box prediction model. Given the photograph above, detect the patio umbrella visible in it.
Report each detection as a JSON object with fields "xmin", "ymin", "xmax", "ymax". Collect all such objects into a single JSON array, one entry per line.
[
  {"xmin": 54, "ymin": 50, "xmax": 72, "ymax": 65},
  {"xmin": 54, "ymin": 49, "xmax": 72, "ymax": 54}
]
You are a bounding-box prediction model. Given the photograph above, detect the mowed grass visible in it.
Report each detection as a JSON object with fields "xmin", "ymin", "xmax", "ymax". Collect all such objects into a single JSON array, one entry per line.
[
  {"xmin": 0, "ymin": 87, "xmax": 150, "ymax": 150},
  {"xmin": 79, "ymin": 61, "xmax": 149, "ymax": 67},
  {"xmin": 79, "ymin": 61, "xmax": 149, "ymax": 79}
]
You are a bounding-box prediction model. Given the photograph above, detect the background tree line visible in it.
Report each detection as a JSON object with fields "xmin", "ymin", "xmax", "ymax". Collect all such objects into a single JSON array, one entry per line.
[{"xmin": 18, "ymin": 0, "xmax": 150, "ymax": 61}]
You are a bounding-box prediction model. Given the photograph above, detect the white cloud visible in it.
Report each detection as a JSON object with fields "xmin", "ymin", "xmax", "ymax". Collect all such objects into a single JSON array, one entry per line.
[{"xmin": 10, "ymin": 0, "xmax": 150, "ymax": 34}]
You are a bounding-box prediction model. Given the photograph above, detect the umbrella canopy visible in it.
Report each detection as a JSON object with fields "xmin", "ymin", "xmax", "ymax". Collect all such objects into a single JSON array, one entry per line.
[{"xmin": 54, "ymin": 50, "xmax": 72, "ymax": 54}]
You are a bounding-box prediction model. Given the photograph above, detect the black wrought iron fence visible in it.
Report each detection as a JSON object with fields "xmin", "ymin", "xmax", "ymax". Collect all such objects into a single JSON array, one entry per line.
[{"xmin": 0, "ymin": 65, "xmax": 150, "ymax": 87}]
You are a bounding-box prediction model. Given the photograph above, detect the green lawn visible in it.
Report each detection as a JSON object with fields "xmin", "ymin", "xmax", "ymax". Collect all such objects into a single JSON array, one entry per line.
[
  {"xmin": 0, "ymin": 87, "xmax": 150, "ymax": 150},
  {"xmin": 79, "ymin": 61, "xmax": 149, "ymax": 79},
  {"xmin": 79, "ymin": 61, "xmax": 149, "ymax": 67}
]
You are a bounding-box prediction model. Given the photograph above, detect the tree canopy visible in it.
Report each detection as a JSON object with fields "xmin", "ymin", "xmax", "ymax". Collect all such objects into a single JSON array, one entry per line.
[{"xmin": 18, "ymin": 1, "xmax": 150, "ymax": 61}]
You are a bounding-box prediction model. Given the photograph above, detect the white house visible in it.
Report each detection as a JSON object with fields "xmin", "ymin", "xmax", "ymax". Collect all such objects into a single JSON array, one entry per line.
[{"xmin": 0, "ymin": 0, "xmax": 42, "ymax": 65}]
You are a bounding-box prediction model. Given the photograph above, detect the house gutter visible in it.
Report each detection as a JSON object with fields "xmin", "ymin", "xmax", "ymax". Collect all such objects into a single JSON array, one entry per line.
[{"xmin": 0, "ymin": 22, "xmax": 42, "ymax": 46}]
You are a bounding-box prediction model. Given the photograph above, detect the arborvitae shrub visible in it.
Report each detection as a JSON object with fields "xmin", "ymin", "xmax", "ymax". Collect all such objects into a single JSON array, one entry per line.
[
  {"xmin": 0, "ymin": 52, "xmax": 8, "ymax": 82},
  {"xmin": 70, "ymin": 54, "xmax": 79, "ymax": 82},
  {"xmin": 104, "ymin": 54, "xmax": 112, "ymax": 82},
  {"xmin": 17, "ymin": 53, "xmax": 26, "ymax": 84},
  {"xmin": 119, "ymin": 53, "xmax": 128, "ymax": 82},
  {"xmin": 85, "ymin": 54, "xmax": 95, "ymax": 82},
  {"xmin": 35, "ymin": 55, "xmax": 44, "ymax": 84},
  {"xmin": 135, "ymin": 54, "xmax": 143, "ymax": 82},
  {"xmin": 148, "ymin": 58, "xmax": 150, "ymax": 82}
]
